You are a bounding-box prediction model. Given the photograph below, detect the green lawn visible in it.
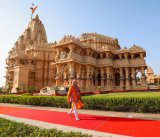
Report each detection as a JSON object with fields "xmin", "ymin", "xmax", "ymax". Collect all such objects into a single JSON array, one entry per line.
[{"xmin": 91, "ymin": 91, "xmax": 160, "ymax": 98}]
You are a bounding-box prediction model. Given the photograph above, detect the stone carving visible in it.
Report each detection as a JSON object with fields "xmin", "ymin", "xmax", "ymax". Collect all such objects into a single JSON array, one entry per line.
[
  {"xmin": 59, "ymin": 51, "xmax": 68, "ymax": 60},
  {"xmin": 59, "ymin": 35, "xmax": 80, "ymax": 44}
]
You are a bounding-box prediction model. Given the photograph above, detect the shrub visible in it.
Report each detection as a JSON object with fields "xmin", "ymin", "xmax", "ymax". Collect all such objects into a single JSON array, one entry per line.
[
  {"xmin": 82, "ymin": 95, "xmax": 160, "ymax": 113},
  {"xmin": 0, "ymin": 95, "xmax": 68, "ymax": 108},
  {"xmin": 0, "ymin": 92, "xmax": 160, "ymax": 113},
  {"xmin": 0, "ymin": 117, "xmax": 91, "ymax": 137},
  {"xmin": 27, "ymin": 86, "xmax": 37, "ymax": 94},
  {"xmin": 21, "ymin": 93, "xmax": 32, "ymax": 96}
]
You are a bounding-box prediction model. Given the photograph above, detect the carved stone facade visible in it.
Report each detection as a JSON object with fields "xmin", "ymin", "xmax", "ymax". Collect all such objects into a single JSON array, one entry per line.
[{"xmin": 5, "ymin": 15, "xmax": 148, "ymax": 92}]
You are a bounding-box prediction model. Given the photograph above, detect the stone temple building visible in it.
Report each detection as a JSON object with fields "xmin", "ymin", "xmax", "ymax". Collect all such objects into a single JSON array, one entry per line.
[
  {"xmin": 5, "ymin": 15, "xmax": 148, "ymax": 93},
  {"xmin": 147, "ymin": 67, "xmax": 160, "ymax": 85}
]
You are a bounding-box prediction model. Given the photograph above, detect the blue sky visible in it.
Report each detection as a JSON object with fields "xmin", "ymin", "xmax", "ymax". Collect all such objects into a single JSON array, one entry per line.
[{"xmin": 0, "ymin": 0, "xmax": 160, "ymax": 86}]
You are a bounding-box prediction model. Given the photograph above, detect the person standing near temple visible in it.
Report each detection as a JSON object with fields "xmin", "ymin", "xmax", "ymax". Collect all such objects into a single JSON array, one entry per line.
[{"xmin": 67, "ymin": 79, "xmax": 84, "ymax": 121}]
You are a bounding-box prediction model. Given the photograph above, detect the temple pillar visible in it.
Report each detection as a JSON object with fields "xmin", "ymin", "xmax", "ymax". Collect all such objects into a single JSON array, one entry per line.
[
  {"xmin": 90, "ymin": 67, "xmax": 94, "ymax": 89},
  {"xmin": 100, "ymin": 68, "xmax": 104, "ymax": 86},
  {"xmin": 68, "ymin": 44, "xmax": 75, "ymax": 53},
  {"xmin": 125, "ymin": 67, "xmax": 130, "ymax": 90},
  {"xmin": 76, "ymin": 67, "xmax": 83, "ymax": 89},
  {"xmin": 80, "ymin": 70, "xmax": 85, "ymax": 91},
  {"xmin": 15, "ymin": 59, "xmax": 20, "ymax": 66},
  {"xmin": 55, "ymin": 48, "xmax": 60, "ymax": 62},
  {"xmin": 131, "ymin": 54, "xmax": 134, "ymax": 59},
  {"xmin": 124, "ymin": 53, "xmax": 128, "ymax": 59},
  {"xmin": 131, "ymin": 68, "xmax": 136, "ymax": 86},
  {"xmin": 141, "ymin": 67, "xmax": 146, "ymax": 86},
  {"xmin": 86, "ymin": 66, "xmax": 91, "ymax": 91},
  {"xmin": 76, "ymin": 72, "xmax": 81, "ymax": 83},
  {"xmin": 55, "ymin": 65, "xmax": 61, "ymax": 86},
  {"xmin": 104, "ymin": 68, "xmax": 107, "ymax": 86},
  {"xmin": 95, "ymin": 71, "xmax": 98, "ymax": 87},
  {"xmin": 67, "ymin": 44, "xmax": 75, "ymax": 59},
  {"xmin": 100, "ymin": 53, "xmax": 103, "ymax": 59},
  {"xmin": 68, "ymin": 62, "xmax": 75, "ymax": 85},
  {"xmin": 86, "ymin": 49, "xmax": 91, "ymax": 56},
  {"xmin": 110, "ymin": 68, "xmax": 114, "ymax": 86},
  {"xmin": 118, "ymin": 54, "xmax": 122, "ymax": 59},
  {"xmin": 63, "ymin": 71, "xmax": 68, "ymax": 86},
  {"xmin": 105, "ymin": 52, "xmax": 109, "ymax": 58},
  {"xmin": 140, "ymin": 53, "xmax": 144, "ymax": 59},
  {"xmin": 106, "ymin": 67, "xmax": 110, "ymax": 86},
  {"xmin": 48, "ymin": 65, "xmax": 54, "ymax": 86},
  {"xmin": 119, "ymin": 68, "xmax": 124, "ymax": 88}
]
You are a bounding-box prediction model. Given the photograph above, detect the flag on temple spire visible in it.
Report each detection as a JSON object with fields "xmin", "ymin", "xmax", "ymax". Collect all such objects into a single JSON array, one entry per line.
[{"xmin": 30, "ymin": 3, "xmax": 38, "ymax": 19}]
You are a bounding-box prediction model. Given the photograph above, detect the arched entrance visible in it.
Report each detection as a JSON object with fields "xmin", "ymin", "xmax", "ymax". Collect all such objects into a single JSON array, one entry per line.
[
  {"xmin": 98, "ymin": 72, "xmax": 101, "ymax": 86},
  {"xmin": 115, "ymin": 72, "xmax": 120, "ymax": 86},
  {"xmin": 136, "ymin": 70, "xmax": 142, "ymax": 85}
]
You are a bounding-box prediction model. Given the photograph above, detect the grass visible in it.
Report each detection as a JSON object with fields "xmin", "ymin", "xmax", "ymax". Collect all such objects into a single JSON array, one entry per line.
[{"xmin": 92, "ymin": 91, "xmax": 160, "ymax": 98}]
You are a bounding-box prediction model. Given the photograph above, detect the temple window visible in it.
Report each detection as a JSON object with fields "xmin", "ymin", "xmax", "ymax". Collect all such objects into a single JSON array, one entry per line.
[
  {"xmin": 122, "ymin": 54, "xmax": 125, "ymax": 59},
  {"xmin": 134, "ymin": 54, "xmax": 140, "ymax": 59},
  {"xmin": 128, "ymin": 54, "xmax": 131, "ymax": 59},
  {"xmin": 29, "ymin": 72, "xmax": 35, "ymax": 79},
  {"xmin": 113, "ymin": 55, "xmax": 119, "ymax": 60},
  {"xmin": 31, "ymin": 60, "xmax": 35, "ymax": 65},
  {"xmin": 97, "ymin": 54, "xmax": 100, "ymax": 59},
  {"xmin": 20, "ymin": 59, "xmax": 25, "ymax": 65}
]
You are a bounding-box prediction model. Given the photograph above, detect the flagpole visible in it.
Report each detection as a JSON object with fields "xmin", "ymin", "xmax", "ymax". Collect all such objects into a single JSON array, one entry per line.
[
  {"xmin": 30, "ymin": 3, "xmax": 37, "ymax": 20},
  {"xmin": 30, "ymin": 3, "xmax": 34, "ymax": 20}
]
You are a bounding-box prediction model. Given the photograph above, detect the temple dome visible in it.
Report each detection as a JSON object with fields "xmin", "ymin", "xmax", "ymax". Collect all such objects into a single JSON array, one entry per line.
[
  {"xmin": 129, "ymin": 45, "xmax": 145, "ymax": 53},
  {"xmin": 146, "ymin": 67, "xmax": 154, "ymax": 74},
  {"xmin": 79, "ymin": 33, "xmax": 121, "ymax": 51}
]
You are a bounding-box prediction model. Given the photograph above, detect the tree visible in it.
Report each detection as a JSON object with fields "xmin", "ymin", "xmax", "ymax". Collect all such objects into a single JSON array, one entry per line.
[
  {"xmin": 27, "ymin": 86, "xmax": 37, "ymax": 94},
  {"xmin": 16, "ymin": 87, "xmax": 20, "ymax": 92}
]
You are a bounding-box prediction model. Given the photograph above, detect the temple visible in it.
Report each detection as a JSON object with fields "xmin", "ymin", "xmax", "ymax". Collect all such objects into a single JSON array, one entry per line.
[
  {"xmin": 5, "ymin": 15, "xmax": 148, "ymax": 93},
  {"xmin": 147, "ymin": 67, "xmax": 160, "ymax": 85}
]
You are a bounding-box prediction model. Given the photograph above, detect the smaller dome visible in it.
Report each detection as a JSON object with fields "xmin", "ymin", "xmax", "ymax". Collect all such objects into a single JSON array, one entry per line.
[
  {"xmin": 146, "ymin": 67, "xmax": 154, "ymax": 74},
  {"xmin": 129, "ymin": 44, "xmax": 145, "ymax": 52}
]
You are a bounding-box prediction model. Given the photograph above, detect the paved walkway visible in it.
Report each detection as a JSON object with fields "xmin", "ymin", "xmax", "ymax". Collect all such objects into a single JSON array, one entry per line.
[{"xmin": 0, "ymin": 103, "xmax": 160, "ymax": 137}]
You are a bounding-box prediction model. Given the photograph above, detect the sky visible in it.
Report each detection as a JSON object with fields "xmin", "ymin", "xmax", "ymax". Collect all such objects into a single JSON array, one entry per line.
[{"xmin": 0, "ymin": 0, "xmax": 160, "ymax": 86}]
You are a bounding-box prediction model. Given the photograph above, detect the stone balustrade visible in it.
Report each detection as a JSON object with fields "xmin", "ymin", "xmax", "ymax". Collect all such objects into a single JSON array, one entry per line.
[
  {"xmin": 56, "ymin": 52, "xmax": 146, "ymax": 68},
  {"xmin": 113, "ymin": 59, "xmax": 130, "ymax": 68},
  {"xmin": 130, "ymin": 58, "xmax": 146, "ymax": 67},
  {"xmin": 97, "ymin": 58, "xmax": 113, "ymax": 67},
  {"xmin": 70, "ymin": 52, "xmax": 83, "ymax": 63},
  {"xmin": 83, "ymin": 56, "xmax": 97, "ymax": 65}
]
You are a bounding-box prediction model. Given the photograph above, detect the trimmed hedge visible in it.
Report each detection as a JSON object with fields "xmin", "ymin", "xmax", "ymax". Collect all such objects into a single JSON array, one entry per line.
[
  {"xmin": 0, "ymin": 93, "xmax": 160, "ymax": 113},
  {"xmin": 0, "ymin": 117, "xmax": 91, "ymax": 137},
  {"xmin": 0, "ymin": 95, "xmax": 68, "ymax": 108},
  {"xmin": 82, "ymin": 95, "xmax": 160, "ymax": 113}
]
